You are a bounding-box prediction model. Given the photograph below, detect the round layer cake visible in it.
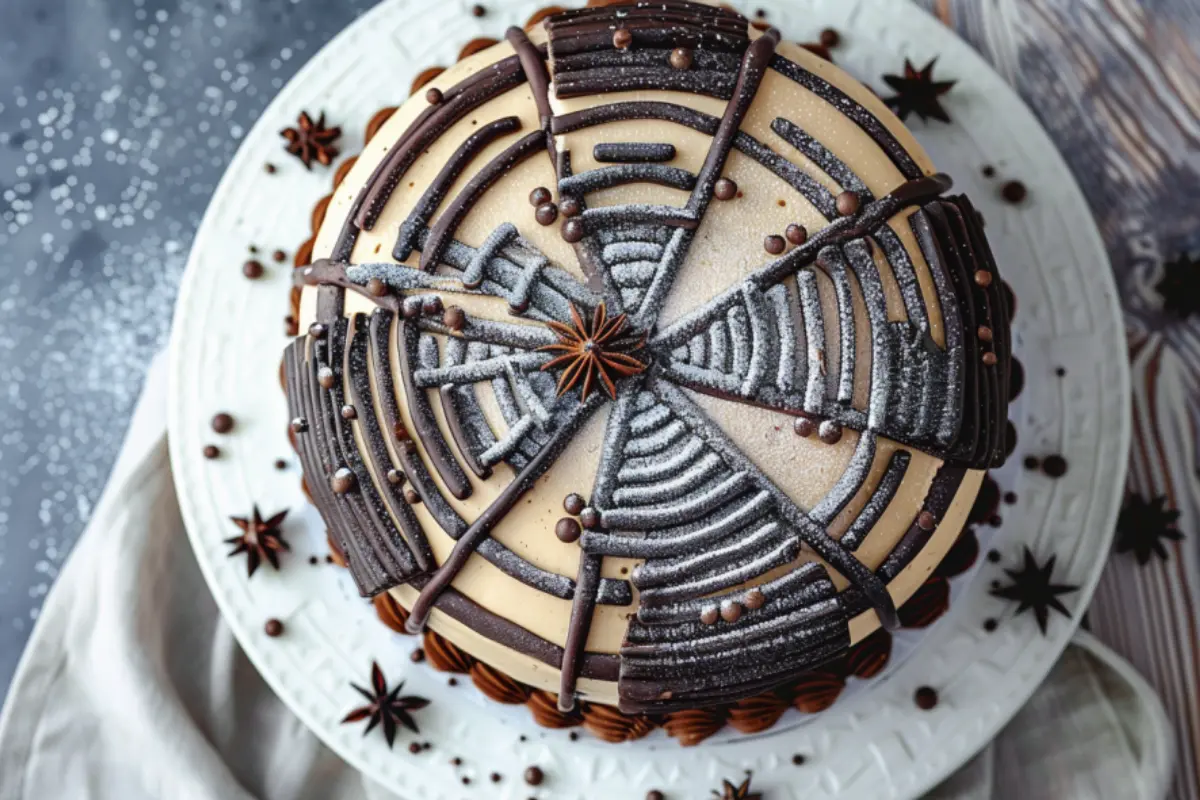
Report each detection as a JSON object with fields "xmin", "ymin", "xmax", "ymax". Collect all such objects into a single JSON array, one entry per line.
[{"xmin": 286, "ymin": 0, "xmax": 1012, "ymax": 717}]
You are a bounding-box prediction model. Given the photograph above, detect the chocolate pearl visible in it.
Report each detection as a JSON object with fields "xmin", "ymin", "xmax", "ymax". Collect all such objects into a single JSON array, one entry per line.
[
  {"xmin": 974, "ymin": 269, "xmax": 993, "ymax": 287},
  {"xmin": 977, "ymin": 325, "xmax": 993, "ymax": 342},
  {"xmin": 699, "ymin": 606, "xmax": 719, "ymax": 625},
  {"xmin": 914, "ymin": 686, "xmax": 939, "ymax": 710},
  {"xmin": 764, "ymin": 234, "xmax": 786, "ymax": 255},
  {"xmin": 410, "ymin": 648, "xmax": 425, "ymax": 663},
  {"xmin": 559, "ymin": 195, "xmax": 581, "ymax": 217},
  {"xmin": 425, "ymin": 87, "xmax": 443, "ymax": 105},
  {"xmin": 818, "ymin": 420, "xmax": 842, "ymax": 444},
  {"xmin": 791, "ymin": 754, "xmax": 807, "ymax": 766},
  {"xmin": 402, "ymin": 296, "xmax": 423, "ymax": 318},
  {"xmin": 461, "ymin": 777, "xmax": 471, "ymax": 786},
  {"xmin": 835, "ymin": 190, "xmax": 860, "ymax": 216},
  {"xmin": 535, "ymin": 202, "xmax": 558, "ymax": 225},
  {"xmin": 987, "ymin": 549, "xmax": 1001, "ymax": 563},
  {"xmin": 341, "ymin": 405, "xmax": 357, "ymax": 420},
  {"xmin": 491, "ymin": 773, "xmax": 502, "ymax": 783},
  {"xmin": 524, "ymin": 766, "xmax": 544, "ymax": 786},
  {"xmin": 272, "ymin": 249, "xmax": 286, "ymax": 263},
  {"xmin": 1023, "ymin": 455, "xmax": 1040, "ymax": 470},
  {"xmin": 290, "ymin": 417, "xmax": 308, "ymax": 433},
  {"xmin": 203, "ymin": 445, "xmax": 220, "ymax": 459},
  {"xmin": 308, "ymin": 322, "xmax": 327, "ymax": 339},
  {"xmin": 982, "ymin": 165, "xmax": 996, "ymax": 178},
  {"xmin": 669, "ymin": 47, "xmax": 692, "ymax": 70},
  {"xmin": 1042, "ymin": 455, "xmax": 1068, "ymax": 477},
  {"xmin": 421, "ymin": 295, "xmax": 443, "ymax": 316},
  {"xmin": 612, "ymin": 28, "xmax": 632, "ymax": 49},
  {"xmin": 264, "ymin": 163, "xmax": 277, "ymax": 174},
  {"xmin": 785, "ymin": 223, "xmax": 808, "ymax": 245},
  {"xmin": 743, "ymin": 588, "xmax": 766, "ymax": 610},
  {"xmin": 366, "ymin": 277, "xmax": 388, "ymax": 297},
  {"xmin": 331, "ymin": 468, "xmax": 356, "ymax": 494},
  {"xmin": 274, "ymin": 459, "xmax": 287, "ymax": 470},
  {"xmin": 1004, "ymin": 491, "xmax": 1018, "ymax": 504},
  {"xmin": 983, "ymin": 618, "xmax": 998, "ymax": 632},
  {"xmin": 264, "ymin": 619, "xmax": 284, "ymax": 637},
  {"xmin": 1055, "ymin": 366, "xmax": 1067, "ymax": 377},
  {"xmin": 917, "ymin": 511, "xmax": 936, "ymax": 531},
  {"xmin": 563, "ymin": 493, "xmax": 586, "ymax": 515},
  {"xmin": 317, "ymin": 366, "xmax": 336, "ymax": 389},
  {"xmin": 982, "ymin": 351, "xmax": 998, "ymax": 366},
  {"xmin": 471, "ymin": 3, "xmax": 486, "ymax": 16},
  {"xmin": 408, "ymin": 742, "xmax": 421, "ymax": 754},
  {"xmin": 819, "ymin": 27, "xmax": 840, "ymax": 47},
  {"xmin": 713, "ymin": 177, "xmax": 737, "ymax": 200},
  {"xmin": 555, "ymin": 517, "xmax": 582, "ymax": 543},
  {"xmin": 401, "ymin": 438, "xmax": 418, "ymax": 455},
  {"xmin": 443, "ymin": 306, "xmax": 466, "ymax": 331},
  {"xmin": 386, "ymin": 469, "xmax": 405, "ymax": 485},
  {"xmin": 1001, "ymin": 180, "xmax": 1027, "ymax": 204},
  {"xmin": 404, "ymin": 487, "xmax": 421, "ymax": 504},
  {"xmin": 211, "ymin": 413, "xmax": 235, "ymax": 434},
  {"xmin": 509, "ymin": 296, "xmax": 530, "ymax": 315},
  {"xmin": 529, "ymin": 186, "xmax": 551, "ymax": 207},
  {"xmin": 579, "ymin": 507, "xmax": 600, "ymax": 529},
  {"xmin": 647, "ymin": 792, "xmax": 666, "ymax": 800},
  {"xmin": 451, "ymin": 757, "xmax": 463, "ymax": 766},
  {"xmin": 793, "ymin": 416, "xmax": 816, "ymax": 437},
  {"xmin": 561, "ymin": 218, "xmax": 584, "ymax": 243},
  {"xmin": 243, "ymin": 259, "xmax": 264, "ymax": 279},
  {"xmin": 719, "ymin": 600, "xmax": 743, "ymax": 623}
]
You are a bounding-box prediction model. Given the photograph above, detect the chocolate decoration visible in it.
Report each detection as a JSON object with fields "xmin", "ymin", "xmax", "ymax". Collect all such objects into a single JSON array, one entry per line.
[
  {"xmin": 555, "ymin": 517, "xmax": 582, "ymax": 543},
  {"xmin": 243, "ymin": 259, "xmax": 264, "ymax": 279},
  {"xmin": 1001, "ymin": 180, "xmax": 1027, "ymax": 204},
  {"xmin": 897, "ymin": 576, "xmax": 949, "ymax": 628},
  {"xmin": 1042, "ymin": 454, "xmax": 1068, "ymax": 477},
  {"xmin": 264, "ymin": 618, "xmax": 284, "ymax": 637},
  {"xmin": 764, "ymin": 234, "xmax": 785, "ymax": 254},
  {"xmin": 785, "ymin": 223, "xmax": 807, "ymax": 245},
  {"xmin": 211, "ymin": 412, "xmax": 234, "ymax": 434},
  {"xmin": 529, "ymin": 186, "xmax": 551, "ymax": 207},
  {"xmin": 203, "ymin": 445, "xmax": 220, "ymax": 459},
  {"xmin": 844, "ymin": 628, "xmax": 891, "ymax": 678},
  {"xmin": 563, "ymin": 493, "xmax": 586, "ymax": 515},
  {"xmin": 713, "ymin": 177, "xmax": 737, "ymax": 200},
  {"xmin": 790, "ymin": 671, "xmax": 845, "ymax": 713},
  {"xmin": 524, "ymin": 766, "xmax": 544, "ymax": 786},
  {"xmin": 535, "ymin": 202, "xmax": 559, "ymax": 225},
  {"xmin": 914, "ymin": 686, "xmax": 939, "ymax": 710}
]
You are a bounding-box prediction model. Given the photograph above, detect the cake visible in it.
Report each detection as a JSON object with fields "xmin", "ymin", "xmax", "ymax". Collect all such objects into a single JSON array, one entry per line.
[{"xmin": 284, "ymin": 0, "xmax": 1013, "ymax": 739}]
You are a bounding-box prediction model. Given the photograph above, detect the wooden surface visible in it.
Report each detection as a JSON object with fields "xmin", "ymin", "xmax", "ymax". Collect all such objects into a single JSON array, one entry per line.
[{"xmin": 916, "ymin": 1, "xmax": 1200, "ymax": 797}]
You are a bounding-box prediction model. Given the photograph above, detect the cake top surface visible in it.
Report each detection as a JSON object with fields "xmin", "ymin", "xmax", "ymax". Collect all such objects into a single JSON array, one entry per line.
[{"xmin": 288, "ymin": 0, "xmax": 1011, "ymax": 713}]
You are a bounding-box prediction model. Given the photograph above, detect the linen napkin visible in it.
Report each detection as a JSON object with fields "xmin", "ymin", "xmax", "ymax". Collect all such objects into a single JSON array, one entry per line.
[{"xmin": 0, "ymin": 354, "xmax": 1174, "ymax": 799}]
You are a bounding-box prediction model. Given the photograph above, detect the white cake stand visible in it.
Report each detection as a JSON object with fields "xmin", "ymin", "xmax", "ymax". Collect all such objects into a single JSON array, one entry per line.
[{"xmin": 167, "ymin": 1, "xmax": 1129, "ymax": 797}]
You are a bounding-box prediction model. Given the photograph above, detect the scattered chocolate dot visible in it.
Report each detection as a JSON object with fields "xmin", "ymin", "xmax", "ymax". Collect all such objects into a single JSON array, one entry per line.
[
  {"xmin": 272, "ymin": 249, "xmax": 286, "ymax": 263},
  {"xmin": 425, "ymin": 87, "xmax": 444, "ymax": 105},
  {"xmin": 366, "ymin": 277, "xmax": 388, "ymax": 297},
  {"xmin": 518, "ymin": 735, "xmax": 527, "ymax": 742},
  {"xmin": 1003, "ymin": 491, "xmax": 1017, "ymax": 505},
  {"xmin": 421, "ymin": 295, "xmax": 443, "ymax": 317},
  {"xmin": 563, "ymin": 493, "xmax": 585, "ymax": 515},
  {"xmin": 914, "ymin": 686, "xmax": 939, "ymax": 710},
  {"xmin": 284, "ymin": 315, "xmax": 298, "ymax": 336},
  {"xmin": 448, "ymin": 677, "xmax": 458, "ymax": 686},
  {"xmin": 977, "ymin": 325, "xmax": 993, "ymax": 342},
  {"xmin": 793, "ymin": 416, "xmax": 816, "ymax": 437},
  {"xmin": 568, "ymin": 731, "xmax": 579, "ymax": 741},
  {"xmin": 243, "ymin": 259, "xmax": 264, "ymax": 279},
  {"xmin": 404, "ymin": 487, "xmax": 421, "ymax": 504},
  {"xmin": 535, "ymin": 202, "xmax": 558, "ymax": 226},
  {"xmin": 443, "ymin": 306, "xmax": 466, "ymax": 331},
  {"xmin": 422, "ymin": 742, "xmax": 431, "ymax": 750},
  {"xmin": 555, "ymin": 517, "xmax": 582, "ymax": 543},
  {"xmin": 579, "ymin": 507, "xmax": 600, "ymax": 529},
  {"xmin": 461, "ymin": 777, "xmax": 471, "ymax": 786},
  {"xmin": 699, "ymin": 605, "xmax": 719, "ymax": 625},
  {"xmin": 248, "ymin": 245, "xmax": 258, "ymax": 254},
  {"xmin": 613, "ymin": 28, "xmax": 632, "ymax": 50},
  {"xmin": 410, "ymin": 648, "xmax": 425, "ymax": 663},
  {"xmin": 713, "ymin": 177, "xmax": 737, "ymax": 200},
  {"xmin": 1001, "ymin": 180, "xmax": 1027, "ymax": 204},
  {"xmin": 1055, "ymin": 366, "xmax": 1067, "ymax": 377},
  {"xmin": 835, "ymin": 191, "xmax": 860, "ymax": 216},
  {"xmin": 408, "ymin": 742, "xmax": 421, "ymax": 754},
  {"xmin": 785, "ymin": 223, "xmax": 808, "ymax": 245},
  {"xmin": 524, "ymin": 766, "xmax": 544, "ymax": 786},
  {"xmin": 317, "ymin": 366, "xmax": 336, "ymax": 389},
  {"xmin": 982, "ymin": 351, "xmax": 998, "ymax": 366},
  {"xmin": 331, "ymin": 468, "xmax": 356, "ymax": 494},
  {"xmin": 754, "ymin": 7, "xmax": 767, "ymax": 16},
  {"xmin": 989, "ymin": 514, "xmax": 1002, "ymax": 527},
  {"xmin": 974, "ymin": 269, "xmax": 993, "ymax": 287},
  {"xmin": 325, "ymin": 555, "xmax": 334, "ymax": 564},
  {"xmin": 559, "ymin": 195, "xmax": 581, "ymax": 217},
  {"xmin": 981, "ymin": 165, "xmax": 996, "ymax": 178},
  {"xmin": 402, "ymin": 296, "xmax": 423, "ymax": 318},
  {"xmin": 719, "ymin": 600, "xmax": 743, "ymax": 623},
  {"xmin": 211, "ymin": 413, "xmax": 235, "ymax": 434},
  {"xmin": 792, "ymin": 754, "xmax": 807, "ymax": 765},
  {"xmin": 491, "ymin": 773, "xmax": 502, "ymax": 783},
  {"xmin": 529, "ymin": 186, "xmax": 551, "ymax": 207},
  {"xmin": 1042, "ymin": 455, "xmax": 1068, "ymax": 478},
  {"xmin": 818, "ymin": 420, "xmax": 843, "ymax": 444},
  {"xmin": 983, "ymin": 618, "xmax": 998, "ymax": 632},
  {"xmin": 819, "ymin": 27, "xmax": 840, "ymax": 47},
  {"xmin": 764, "ymin": 234, "xmax": 786, "ymax": 255},
  {"xmin": 341, "ymin": 405, "xmax": 357, "ymax": 420},
  {"xmin": 274, "ymin": 459, "xmax": 287, "ymax": 470},
  {"xmin": 203, "ymin": 445, "xmax": 220, "ymax": 459},
  {"xmin": 562, "ymin": 218, "xmax": 584, "ymax": 243},
  {"xmin": 1023, "ymin": 455, "xmax": 1040, "ymax": 470},
  {"xmin": 471, "ymin": 3, "xmax": 486, "ymax": 16},
  {"xmin": 309, "ymin": 556, "xmax": 318, "ymax": 565},
  {"xmin": 290, "ymin": 417, "xmax": 308, "ymax": 434},
  {"xmin": 308, "ymin": 322, "xmax": 327, "ymax": 339},
  {"xmin": 264, "ymin": 618, "xmax": 284, "ymax": 637},
  {"xmin": 264, "ymin": 163, "xmax": 277, "ymax": 174},
  {"xmin": 386, "ymin": 469, "xmax": 405, "ymax": 485},
  {"xmin": 990, "ymin": 579, "xmax": 1000, "ymax": 590},
  {"xmin": 647, "ymin": 791, "xmax": 665, "ymax": 800},
  {"xmin": 743, "ymin": 587, "xmax": 766, "ymax": 610},
  {"xmin": 669, "ymin": 47, "xmax": 693, "ymax": 70},
  {"xmin": 917, "ymin": 511, "xmax": 936, "ymax": 531},
  {"xmin": 452, "ymin": 757, "xmax": 463, "ymax": 766}
]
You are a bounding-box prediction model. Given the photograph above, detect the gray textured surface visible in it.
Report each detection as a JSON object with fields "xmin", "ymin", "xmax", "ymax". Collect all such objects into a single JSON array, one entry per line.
[{"xmin": 0, "ymin": 0, "xmax": 374, "ymax": 699}]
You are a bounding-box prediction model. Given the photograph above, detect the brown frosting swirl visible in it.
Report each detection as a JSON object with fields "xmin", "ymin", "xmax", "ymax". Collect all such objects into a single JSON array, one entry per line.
[
  {"xmin": 524, "ymin": 6, "xmax": 567, "ymax": 30},
  {"xmin": 663, "ymin": 707, "xmax": 726, "ymax": 747},
  {"xmin": 581, "ymin": 703, "xmax": 659, "ymax": 743},
  {"xmin": 844, "ymin": 628, "xmax": 892, "ymax": 679},
  {"xmin": 897, "ymin": 575, "xmax": 950, "ymax": 628},
  {"xmin": 790, "ymin": 671, "xmax": 846, "ymax": 714},
  {"xmin": 371, "ymin": 592, "xmax": 410, "ymax": 634},
  {"xmin": 409, "ymin": 67, "xmax": 446, "ymax": 96},
  {"xmin": 332, "ymin": 156, "xmax": 358, "ymax": 191},
  {"xmin": 527, "ymin": 690, "xmax": 583, "ymax": 729},
  {"xmin": 325, "ymin": 533, "xmax": 347, "ymax": 568},
  {"xmin": 310, "ymin": 196, "xmax": 332, "ymax": 234},
  {"xmin": 726, "ymin": 692, "xmax": 789, "ymax": 734},
  {"xmin": 935, "ymin": 527, "xmax": 980, "ymax": 578},
  {"xmin": 457, "ymin": 37, "xmax": 499, "ymax": 61},
  {"xmin": 469, "ymin": 662, "xmax": 531, "ymax": 705},
  {"xmin": 364, "ymin": 108, "xmax": 398, "ymax": 144},
  {"xmin": 422, "ymin": 630, "xmax": 474, "ymax": 674}
]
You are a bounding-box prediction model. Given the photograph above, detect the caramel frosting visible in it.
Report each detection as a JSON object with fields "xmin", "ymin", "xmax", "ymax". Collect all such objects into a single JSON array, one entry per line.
[{"xmin": 286, "ymin": 0, "xmax": 1014, "ymax": 716}]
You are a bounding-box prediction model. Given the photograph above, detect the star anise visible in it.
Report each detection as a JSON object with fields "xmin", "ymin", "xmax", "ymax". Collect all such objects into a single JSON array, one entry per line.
[
  {"xmin": 225, "ymin": 506, "xmax": 290, "ymax": 577},
  {"xmin": 280, "ymin": 110, "xmax": 341, "ymax": 169},
  {"xmin": 989, "ymin": 547, "xmax": 1078, "ymax": 635},
  {"xmin": 882, "ymin": 58, "xmax": 957, "ymax": 123},
  {"xmin": 1115, "ymin": 494, "xmax": 1184, "ymax": 564},
  {"xmin": 539, "ymin": 301, "xmax": 647, "ymax": 401},
  {"xmin": 1155, "ymin": 253, "xmax": 1200, "ymax": 318},
  {"xmin": 340, "ymin": 662, "xmax": 430, "ymax": 748},
  {"xmin": 712, "ymin": 774, "xmax": 761, "ymax": 800}
]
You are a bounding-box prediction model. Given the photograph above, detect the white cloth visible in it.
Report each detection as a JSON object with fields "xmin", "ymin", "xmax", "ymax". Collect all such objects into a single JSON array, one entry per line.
[{"xmin": 0, "ymin": 355, "xmax": 1175, "ymax": 799}]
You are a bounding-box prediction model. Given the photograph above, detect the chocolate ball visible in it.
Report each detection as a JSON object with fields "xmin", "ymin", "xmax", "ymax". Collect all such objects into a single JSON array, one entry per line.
[
  {"xmin": 563, "ymin": 493, "xmax": 586, "ymax": 515},
  {"xmin": 713, "ymin": 177, "xmax": 738, "ymax": 201},
  {"xmin": 443, "ymin": 306, "xmax": 466, "ymax": 331},
  {"xmin": 529, "ymin": 186, "xmax": 551, "ymax": 207},
  {"xmin": 559, "ymin": 196, "xmax": 582, "ymax": 217},
  {"xmin": 612, "ymin": 28, "xmax": 632, "ymax": 49},
  {"xmin": 562, "ymin": 218, "xmax": 584, "ymax": 243},
  {"xmin": 764, "ymin": 234, "xmax": 786, "ymax": 255},
  {"xmin": 535, "ymin": 202, "xmax": 558, "ymax": 226},
  {"xmin": 818, "ymin": 420, "xmax": 842, "ymax": 444},
  {"xmin": 425, "ymin": 87, "xmax": 443, "ymax": 105},
  {"xmin": 211, "ymin": 413, "xmax": 235, "ymax": 434},
  {"xmin": 331, "ymin": 467, "xmax": 356, "ymax": 494},
  {"xmin": 785, "ymin": 223, "xmax": 808, "ymax": 245},
  {"xmin": 669, "ymin": 47, "xmax": 693, "ymax": 70},
  {"xmin": 555, "ymin": 517, "xmax": 582, "ymax": 543},
  {"xmin": 835, "ymin": 190, "xmax": 860, "ymax": 216}
]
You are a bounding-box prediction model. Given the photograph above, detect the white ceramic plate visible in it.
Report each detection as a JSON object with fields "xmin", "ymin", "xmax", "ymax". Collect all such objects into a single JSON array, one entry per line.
[{"xmin": 167, "ymin": 1, "xmax": 1129, "ymax": 797}]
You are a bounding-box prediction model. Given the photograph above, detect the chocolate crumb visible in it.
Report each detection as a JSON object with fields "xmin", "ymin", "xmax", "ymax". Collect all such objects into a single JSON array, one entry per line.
[
  {"xmin": 987, "ymin": 549, "xmax": 1001, "ymax": 563},
  {"xmin": 491, "ymin": 773, "xmax": 502, "ymax": 783},
  {"xmin": 451, "ymin": 757, "xmax": 463, "ymax": 767},
  {"xmin": 982, "ymin": 165, "xmax": 996, "ymax": 178},
  {"xmin": 1003, "ymin": 491, "xmax": 1017, "ymax": 505},
  {"xmin": 264, "ymin": 163, "xmax": 277, "ymax": 174},
  {"xmin": 309, "ymin": 556, "xmax": 318, "ymax": 565},
  {"xmin": 914, "ymin": 686, "xmax": 939, "ymax": 710},
  {"xmin": 1055, "ymin": 366, "xmax": 1067, "ymax": 377},
  {"xmin": 647, "ymin": 791, "xmax": 666, "ymax": 800},
  {"xmin": 1023, "ymin": 456, "xmax": 1040, "ymax": 470},
  {"xmin": 1001, "ymin": 180, "xmax": 1027, "ymax": 204},
  {"xmin": 524, "ymin": 766, "xmax": 544, "ymax": 786},
  {"xmin": 325, "ymin": 555, "xmax": 334, "ymax": 564},
  {"xmin": 568, "ymin": 731, "xmax": 579, "ymax": 741},
  {"xmin": 272, "ymin": 249, "xmax": 286, "ymax": 263},
  {"xmin": 274, "ymin": 459, "xmax": 287, "ymax": 470},
  {"xmin": 264, "ymin": 619, "xmax": 284, "ymax": 637},
  {"xmin": 408, "ymin": 742, "xmax": 421, "ymax": 754},
  {"xmin": 461, "ymin": 777, "xmax": 471, "ymax": 786},
  {"xmin": 448, "ymin": 677, "xmax": 458, "ymax": 686},
  {"xmin": 1042, "ymin": 455, "xmax": 1068, "ymax": 478},
  {"xmin": 983, "ymin": 618, "xmax": 998, "ymax": 632},
  {"xmin": 243, "ymin": 259, "xmax": 264, "ymax": 279},
  {"xmin": 203, "ymin": 445, "xmax": 220, "ymax": 459},
  {"xmin": 211, "ymin": 413, "xmax": 235, "ymax": 434}
]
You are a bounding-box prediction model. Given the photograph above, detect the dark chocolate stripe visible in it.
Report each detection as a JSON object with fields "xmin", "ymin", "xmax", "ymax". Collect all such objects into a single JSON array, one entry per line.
[
  {"xmin": 593, "ymin": 141, "xmax": 677, "ymax": 163},
  {"xmin": 839, "ymin": 449, "xmax": 911, "ymax": 551},
  {"xmin": 771, "ymin": 116, "xmax": 872, "ymax": 199},
  {"xmin": 558, "ymin": 551, "xmax": 602, "ymax": 711},
  {"xmin": 559, "ymin": 163, "xmax": 696, "ymax": 195},
  {"xmin": 555, "ymin": 67, "xmax": 737, "ymax": 100},
  {"xmin": 505, "ymin": 26, "xmax": 557, "ymax": 170},
  {"xmin": 817, "ymin": 246, "xmax": 858, "ymax": 404},
  {"xmin": 637, "ymin": 536, "xmax": 799, "ymax": 607},
  {"xmin": 438, "ymin": 385, "xmax": 493, "ymax": 479}
]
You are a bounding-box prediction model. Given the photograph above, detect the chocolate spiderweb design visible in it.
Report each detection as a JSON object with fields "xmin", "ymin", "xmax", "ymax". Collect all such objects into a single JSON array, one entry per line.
[{"xmin": 286, "ymin": 1, "xmax": 1012, "ymax": 714}]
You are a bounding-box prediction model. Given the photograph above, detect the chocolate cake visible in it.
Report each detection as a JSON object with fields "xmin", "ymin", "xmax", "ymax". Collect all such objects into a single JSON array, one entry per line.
[{"xmin": 284, "ymin": 0, "xmax": 1012, "ymax": 737}]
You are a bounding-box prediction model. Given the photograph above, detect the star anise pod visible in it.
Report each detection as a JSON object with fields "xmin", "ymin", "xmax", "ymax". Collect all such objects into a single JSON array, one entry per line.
[
  {"xmin": 882, "ymin": 57, "xmax": 957, "ymax": 123},
  {"xmin": 225, "ymin": 505, "xmax": 290, "ymax": 577},
  {"xmin": 340, "ymin": 661, "xmax": 430, "ymax": 748},
  {"xmin": 280, "ymin": 110, "xmax": 341, "ymax": 169},
  {"xmin": 1115, "ymin": 494, "xmax": 1184, "ymax": 564},
  {"xmin": 539, "ymin": 301, "xmax": 647, "ymax": 401},
  {"xmin": 989, "ymin": 547, "xmax": 1078, "ymax": 634},
  {"xmin": 712, "ymin": 774, "xmax": 761, "ymax": 800},
  {"xmin": 1155, "ymin": 253, "xmax": 1200, "ymax": 318}
]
